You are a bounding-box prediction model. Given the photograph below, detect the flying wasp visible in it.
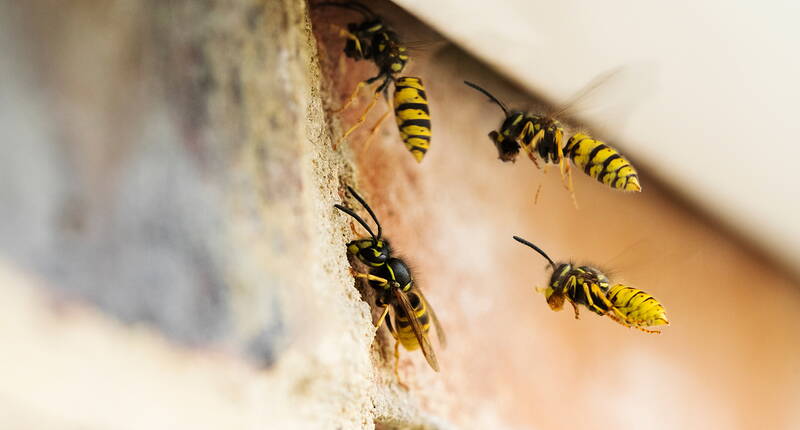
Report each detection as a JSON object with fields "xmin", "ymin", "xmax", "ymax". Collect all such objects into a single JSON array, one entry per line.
[
  {"xmin": 512, "ymin": 236, "xmax": 668, "ymax": 334},
  {"xmin": 464, "ymin": 80, "xmax": 641, "ymax": 202},
  {"xmin": 334, "ymin": 186, "xmax": 445, "ymax": 384},
  {"xmin": 315, "ymin": 1, "xmax": 432, "ymax": 162}
]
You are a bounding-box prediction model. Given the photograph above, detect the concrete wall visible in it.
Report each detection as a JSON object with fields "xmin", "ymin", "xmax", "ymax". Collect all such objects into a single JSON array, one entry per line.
[{"xmin": 1, "ymin": 1, "xmax": 798, "ymax": 429}]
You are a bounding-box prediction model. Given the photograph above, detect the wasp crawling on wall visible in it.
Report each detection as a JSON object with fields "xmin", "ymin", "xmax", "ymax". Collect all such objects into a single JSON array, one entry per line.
[
  {"xmin": 464, "ymin": 80, "xmax": 641, "ymax": 204},
  {"xmin": 315, "ymin": 1, "xmax": 432, "ymax": 162},
  {"xmin": 334, "ymin": 186, "xmax": 445, "ymax": 385},
  {"xmin": 513, "ymin": 236, "xmax": 668, "ymax": 333}
]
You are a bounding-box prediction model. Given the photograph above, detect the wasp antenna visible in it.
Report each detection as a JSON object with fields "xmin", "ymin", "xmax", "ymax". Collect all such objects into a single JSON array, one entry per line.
[
  {"xmin": 346, "ymin": 186, "xmax": 382, "ymax": 239},
  {"xmin": 464, "ymin": 81, "xmax": 509, "ymax": 116},
  {"xmin": 513, "ymin": 236, "xmax": 557, "ymax": 269},
  {"xmin": 314, "ymin": 1, "xmax": 376, "ymax": 19},
  {"xmin": 334, "ymin": 204, "xmax": 377, "ymax": 240}
]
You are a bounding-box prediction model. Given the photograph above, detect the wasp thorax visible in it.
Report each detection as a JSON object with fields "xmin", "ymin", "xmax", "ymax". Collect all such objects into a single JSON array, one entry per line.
[
  {"xmin": 502, "ymin": 112, "xmax": 525, "ymax": 130},
  {"xmin": 347, "ymin": 238, "xmax": 390, "ymax": 267}
]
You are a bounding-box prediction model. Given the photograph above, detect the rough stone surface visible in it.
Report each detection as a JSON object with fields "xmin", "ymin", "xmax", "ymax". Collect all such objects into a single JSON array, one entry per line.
[{"xmin": 0, "ymin": 0, "xmax": 386, "ymax": 428}]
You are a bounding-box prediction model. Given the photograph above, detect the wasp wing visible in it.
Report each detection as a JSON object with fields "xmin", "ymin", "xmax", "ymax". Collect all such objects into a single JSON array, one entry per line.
[
  {"xmin": 414, "ymin": 287, "xmax": 446, "ymax": 348},
  {"xmin": 549, "ymin": 64, "xmax": 657, "ymax": 127},
  {"xmin": 393, "ymin": 288, "xmax": 439, "ymax": 371},
  {"xmin": 550, "ymin": 67, "xmax": 623, "ymax": 118}
]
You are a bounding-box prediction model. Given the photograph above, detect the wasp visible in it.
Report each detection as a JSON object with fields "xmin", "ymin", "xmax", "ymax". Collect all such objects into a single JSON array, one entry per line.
[
  {"xmin": 334, "ymin": 186, "xmax": 445, "ymax": 384},
  {"xmin": 512, "ymin": 236, "xmax": 668, "ymax": 333},
  {"xmin": 464, "ymin": 80, "xmax": 641, "ymax": 202},
  {"xmin": 315, "ymin": 1, "xmax": 432, "ymax": 162}
]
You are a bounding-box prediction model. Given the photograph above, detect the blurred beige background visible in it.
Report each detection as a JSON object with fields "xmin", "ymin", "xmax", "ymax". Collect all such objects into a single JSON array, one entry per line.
[{"xmin": 0, "ymin": 0, "xmax": 799, "ymax": 429}]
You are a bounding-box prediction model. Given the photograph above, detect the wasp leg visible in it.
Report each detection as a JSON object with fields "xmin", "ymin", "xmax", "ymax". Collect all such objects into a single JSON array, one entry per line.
[
  {"xmin": 383, "ymin": 316, "xmax": 409, "ymax": 390},
  {"xmin": 518, "ymin": 121, "xmax": 535, "ymax": 149},
  {"xmin": 325, "ymin": 23, "xmax": 360, "ymax": 53},
  {"xmin": 373, "ymin": 74, "xmax": 392, "ymax": 93},
  {"xmin": 557, "ymin": 151, "xmax": 579, "ymax": 208},
  {"xmin": 336, "ymin": 90, "xmax": 381, "ymax": 149},
  {"xmin": 534, "ymin": 183, "xmax": 543, "ymax": 204},
  {"xmin": 595, "ymin": 284, "xmax": 618, "ymax": 311},
  {"xmin": 337, "ymin": 27, "xmax": 366, "ymax": 58},
  {"xmin": 569, "ymin": 299, "xmax": 581, "ymax": 320},
  {"xmin": 527, "ymin": 153, "xmax": 541, "ymax": 169},
  {"xmin": 538, "ymin": 166, "xmax": 550, "ymax": 203},
  {"xmin": 333, "ymin": 81, "xmax": 367, "ymax": 115},
  {"xmin": 566, "ymin": 170, "xmax": 578, "ymax": 208},
  {"xmin": 520, "ymin": 127, "xmax": 545, "ymax": 169},
  {"xmin": 582, "ymin": 282, "xmax": 609, "ymax": 316},
  {"xmin": 607, "ymin": 313, "xmax": 662, "ymax": 334},
  {"xmin": 361, "ymin": 108, "xmax": 391, "ymax": 155},
  {"xmin": 329, "ymin": 25, "xmax": 369, "ymax": 118},
  {"xmin": 607, "ymin": 311, "xmax": 630, "ymax": 330},
  {"xmin": 588, "ymin": 283, "xmax": 625, "ymax": 319},
  {"xmin": 374, "ymin": 304, "xmax": 391, "ymax": 332},
  {"xmin": 610, "ymin": 306, "xmax": 629, "ymax": 322},
  {"xmin": 567, "ymin": 165, "xmax": 578, "ymax": 209},
  {"xmin": 556, "ymin": 140, "xmax": 567, "ymax": 184},
  {"xmin": 348, "ymin": 267, "xmax": 388, "ymax": 287},
  {"xmin": 393, "ymin": 338, "xmax": 409, "ymax": 390}
]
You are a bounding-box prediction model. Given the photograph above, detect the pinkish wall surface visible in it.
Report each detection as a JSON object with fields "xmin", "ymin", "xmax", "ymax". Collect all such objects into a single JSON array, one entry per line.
[{"xmin": 314, "ymin": 1, "xmax": 800, "ymax": 429}]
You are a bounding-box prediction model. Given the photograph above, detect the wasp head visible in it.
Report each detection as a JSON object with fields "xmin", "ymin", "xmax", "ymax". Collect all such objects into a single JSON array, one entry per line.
[
  {"xmin": 542, "ymin": 263, "xmax": 573, "ymax": 311},
  {"xmin": 343, "ymin": 19, "xmax": 386, "ymax": 60},
  {"xmin": 489, "ymin": 130, "xmax": 520, "ymax": 162},
  {"xmin": 343, "ymin": 23, "xmax": 371, "ymax": 59},
  {"xmin": 347, "ymin": 238, "xmax": 390, "ymax": 267}
]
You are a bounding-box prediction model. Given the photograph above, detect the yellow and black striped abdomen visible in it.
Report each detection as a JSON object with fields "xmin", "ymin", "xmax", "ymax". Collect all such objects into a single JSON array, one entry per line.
[
  {"xmin": 393, "ymin": 77, "xmax": 431, "ymax": 162},
  {"xmin": 395, "ymin": 290, "xmax": 430, "ymax": 350},
  {"xmin": 564, "ymin": 133, "xmax": 641, "ymax": 192},
  {"xmin": 607, "ymin": 284, "xmax": 668, "ymax": 328}
]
